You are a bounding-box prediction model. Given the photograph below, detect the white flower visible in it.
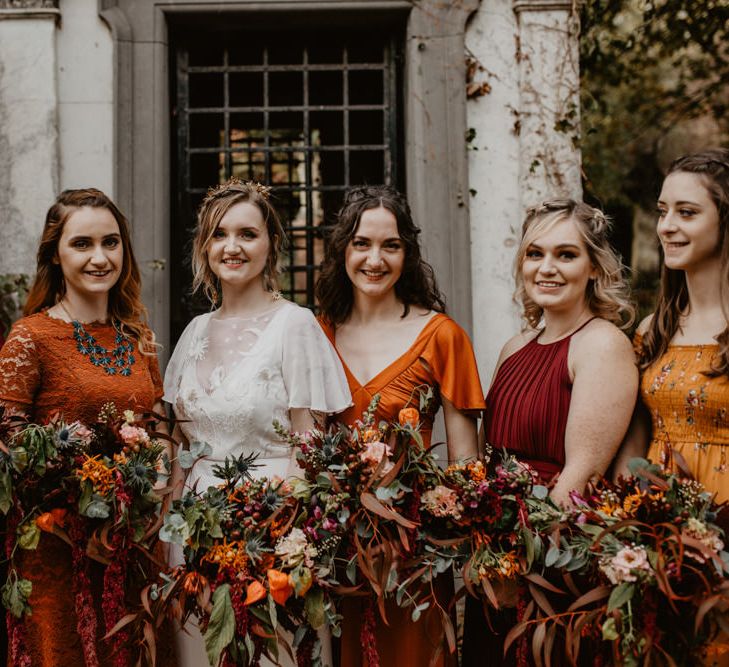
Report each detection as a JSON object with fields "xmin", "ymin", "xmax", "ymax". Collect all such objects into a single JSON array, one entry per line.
[
  {"xmin": 600, "ymin": 545, "xmax": 653, "ymax": 585},
  {"xmin": 189, "ymin": 335, "xmax": 209, "ymax": 360},
  {"xmin": 275, "ymin": 527, "xmax": 318, "ymax": 568}
]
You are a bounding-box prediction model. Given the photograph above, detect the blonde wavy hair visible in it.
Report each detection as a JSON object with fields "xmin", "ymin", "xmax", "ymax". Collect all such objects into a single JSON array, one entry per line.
[
  {"xmin": 191, "ymin": 178, "xmax": 286, "ymax": 305},
  {"xmin": 514, "ymin": 199, "xmax": 635, "ymax": 330}
]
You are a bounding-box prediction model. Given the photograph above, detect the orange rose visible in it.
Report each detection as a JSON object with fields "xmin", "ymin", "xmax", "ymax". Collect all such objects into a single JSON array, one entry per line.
[
  {"xmin": 398, "ymin": 407, "xmax": 419, "ymax": 428},
  {"xmin": 35, "ymin": 512, "xmax": 56, "ymax": 533},
  {"xmin": 244, "ymin": 580, "xmax": 266, "ymax": 606},
  {"xmin": 267, "ymin": 569, "xmax": 293, "ymax": 606},
  {"xmin": 50, "ymin": 508, "xmax": 67, "ymax": 528}
]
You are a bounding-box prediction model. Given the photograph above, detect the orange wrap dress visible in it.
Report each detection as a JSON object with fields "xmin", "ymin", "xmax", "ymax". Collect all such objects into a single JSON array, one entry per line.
[
  {"xmin": 320, "ymin": 313, "xmax": 486, "ymax": 667},
  {"xmin": 0, "ymin": 312, "xmax": 171, "ymax": 667},
  {"xmin": 638, "ymin": 335, "xmax": 729, "ymax": 666}
]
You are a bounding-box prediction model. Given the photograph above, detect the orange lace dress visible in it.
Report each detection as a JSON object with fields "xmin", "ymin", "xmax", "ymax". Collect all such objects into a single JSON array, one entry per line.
[
  {"xmin": 0, "ymin": 311, "xmax": 166, "ymax": 667},
  {"xmin": 320, "ymin": 313, "xmax": 486, "ymax": 667}
]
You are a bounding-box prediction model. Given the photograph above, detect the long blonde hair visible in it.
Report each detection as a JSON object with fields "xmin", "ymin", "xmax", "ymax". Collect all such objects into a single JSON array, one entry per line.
[{"xmin": 514, "ymin": 199, "xmax": 635, "ymax": 330}]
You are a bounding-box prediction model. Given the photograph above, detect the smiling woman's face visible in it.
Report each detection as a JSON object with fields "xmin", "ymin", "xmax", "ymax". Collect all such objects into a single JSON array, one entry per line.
[
  {"xmin": 345, "ymin": 206, "xmax": 405, "ymax": 300},
  {"xmin": 521, "ymin": 216, "xmax": 596, "ymax": 315},
  {"xmin": 56, "ymin": 206, "xmax": 123, "ymax": 300}
]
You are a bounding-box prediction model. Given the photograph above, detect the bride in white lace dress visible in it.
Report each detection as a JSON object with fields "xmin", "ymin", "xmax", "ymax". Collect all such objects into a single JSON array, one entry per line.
[{"xmin": 163, "ymin": 179, "xmax": 351, "ymax": 667}]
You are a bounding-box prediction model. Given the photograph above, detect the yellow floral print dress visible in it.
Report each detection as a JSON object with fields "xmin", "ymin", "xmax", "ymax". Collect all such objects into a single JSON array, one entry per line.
[{"xmin": 639, "ymin": 338, "xmax": 729, "ymax": 503}]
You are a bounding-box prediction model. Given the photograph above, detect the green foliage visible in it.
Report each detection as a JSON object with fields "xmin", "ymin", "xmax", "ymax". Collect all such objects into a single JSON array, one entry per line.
[
  {"xmin": 204, "ymin": 584, "xmax": 235, "ymax": 667},
  {"xmin": 0, "ymin": 274, "xmax": 30, "ymax": 338},
  {"xmin": 580, "ymin": 0, "xmax": 729, "ymax": 207},
  {"xmin": 1, "ymin": 570, "xmax": 32, "ymax": 618}
]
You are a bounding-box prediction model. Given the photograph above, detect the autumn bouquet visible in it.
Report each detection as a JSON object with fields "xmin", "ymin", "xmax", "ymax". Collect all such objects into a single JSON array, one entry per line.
[
  {"xmin": 418, "ymin": 451, "xmax": 545, "ymax": 613},
  {"xmin": 288, "ymin": 399, "xmax": 449, "ymax": 665},
  {"xmin": 518, "ymin": 459, "xmax": 729, "ymax": 666},
  {"xmin": 157, "ymin": 452, "xmax": 342, "ymax": 667},
  {"xmin": 0, "ymin": 403, "xmax": 170, "ymax": 667}
]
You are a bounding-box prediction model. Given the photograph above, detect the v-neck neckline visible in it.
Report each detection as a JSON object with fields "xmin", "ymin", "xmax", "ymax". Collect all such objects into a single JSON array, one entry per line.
[{"xmin": 332, "ymin": 313, "xmax": 443, "ymax": 391}]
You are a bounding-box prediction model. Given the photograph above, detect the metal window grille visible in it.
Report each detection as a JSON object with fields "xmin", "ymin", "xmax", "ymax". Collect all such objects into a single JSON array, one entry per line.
[{"xmin": 171, "ymin": 30, "xmax": 403, "ymax": 342}]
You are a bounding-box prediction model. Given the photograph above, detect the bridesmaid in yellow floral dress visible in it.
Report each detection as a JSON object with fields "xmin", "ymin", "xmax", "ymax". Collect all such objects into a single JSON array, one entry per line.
[{"xmin": 616, "ymin": 148, "xmax": 729, "ymax": 664}]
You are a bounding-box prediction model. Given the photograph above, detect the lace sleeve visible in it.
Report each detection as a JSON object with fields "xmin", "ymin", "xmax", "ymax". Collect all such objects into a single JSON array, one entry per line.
[
  {"xmin": 0, "ymin": 320, "xmax": 41, "ymax": 409},
  {"xmin": 281, "ymin": 306, "xmax": 352, "ymax": 413},
  {"xmin": 162, "ymin": 317, "xmax": 199, "ymax": 404}
]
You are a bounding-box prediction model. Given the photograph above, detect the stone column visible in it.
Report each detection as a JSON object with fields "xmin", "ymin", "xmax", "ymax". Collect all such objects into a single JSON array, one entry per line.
[
  {"xmin": 513, "ymin": 0, "xmax": 581, "ymax": 209},
  {"xmin": 0, "ymin": 0, "xmax": 60, "ymax": 276},
  {"xmin": 465, "ymin": 0, "xmax": 582, "ymax": 379}
]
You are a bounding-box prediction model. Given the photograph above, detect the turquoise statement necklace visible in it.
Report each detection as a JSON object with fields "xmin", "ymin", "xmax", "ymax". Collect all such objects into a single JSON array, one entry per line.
[{"xmin": 60, "ymin": 301, "xmax": 135, "ymax": 376}]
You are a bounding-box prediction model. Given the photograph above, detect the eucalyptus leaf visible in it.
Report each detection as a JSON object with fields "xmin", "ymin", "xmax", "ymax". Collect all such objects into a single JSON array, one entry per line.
[
  {"xmin": 1, "ymin": 570, "xmax": 32, "ymax": 618},
  {"xmin": 305, "ymin": 588, "xmax": 326, "ymax": 629},
  {"xmin": 159, "ymin": 512, "xmax": 190, "ymax": 545},
  {"xmin": 532, "ymin": 485, "xmax": 549, "ymax": 500},
  {"xmin": 545, "ymin": 545, "xmax": 561, "ymax": 568},
  {"xmin": 602, "ymin": 616, "xmax": 619, "ymax": 641},
  {"xmin": 83, "ymin": 500, "xmax": 111, "ymax": 519},
  {"xmin": 178, "ymin": 450, "xmax": 196, "ymax": 470},
  {"xmin": 17, "ymin": 522, "xmax": 40, "ymax": 550},
  {"xmin": 607, "ymin": 582, "xmax": 634, "ymax": 613},
  {"xmin": 190, "ymin": 440, "xmax": 213, "ymax": 458},
  {"xmin": 0, "ymin": 468, "xmax": 13, "ymax": 515},
  {"xmin": 203, "ymin": 584, "xmax": 235, "ymax": 667}
]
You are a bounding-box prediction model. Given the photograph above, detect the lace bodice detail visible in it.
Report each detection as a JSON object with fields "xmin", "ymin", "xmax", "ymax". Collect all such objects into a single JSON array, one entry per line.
[
  {"xmin": 0, "ymin": 312, "xmax": 163, "ymax": 424},
  {"xmin": 163, "ymin": 301, "xmax": 351, "ymax": 477}
]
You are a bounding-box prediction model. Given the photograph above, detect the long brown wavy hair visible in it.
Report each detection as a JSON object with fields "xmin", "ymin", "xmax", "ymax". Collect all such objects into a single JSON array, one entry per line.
[
  {"xmin": 24, "ymin": 188, "xmax": 155, "ymax": 353},
  {"xmin": 316, "ymin": 185, "xmax": 446, "ymax": 325},
  {"xmin": 514, "ymin": 199, "xmax": 635, "ymax": 330},
  {"xmin": 191, "ymin": 178, "xmax": 286, "ymax": 306},
  {"xmin": 639, "ymin": 148, "xmax": 729, "ymax": 377}
]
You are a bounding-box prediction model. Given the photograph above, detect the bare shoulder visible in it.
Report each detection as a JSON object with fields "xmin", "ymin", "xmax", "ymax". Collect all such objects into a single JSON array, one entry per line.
[
  {"xmin": 636, "ymin": 313, "xmax": 654, "ymax": 336},
  {"xmin": 500, "ymin": 329, "xmax": 538, "ymax": 360},
  {"xmin": 571, "ymin": 318, "xmax": 634, "ymax": 362}
]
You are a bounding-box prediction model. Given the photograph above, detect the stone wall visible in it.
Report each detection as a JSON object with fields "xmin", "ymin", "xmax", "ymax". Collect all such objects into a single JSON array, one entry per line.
[{"xmin": 0, "ymin": 7, "xmax": 59, "ymax": 275}]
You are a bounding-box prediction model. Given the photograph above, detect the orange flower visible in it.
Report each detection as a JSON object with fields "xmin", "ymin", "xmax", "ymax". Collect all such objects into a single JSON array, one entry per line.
[
  {"xmin": 398, "ymin": 407, "xmax": 419, "ymax": 428},
  {"xmin": 466, "ymin": 460, "xmax": 486, "ymax": 482},
  {"xmin": 50, "ymin": 508, "xmax": 67, "ymax": 527},
  {"xmin": 362, "ymin": 428, "xmax": 379, "ymax": 443},
  {"xmin": 35, "ymin": 513, "xmax": 55, "ymax": 533},
  {"xmin": 77, "ymin": 454, "xmax": 115, "ymax": 495},
  {"xmin": 267, "ymin": 569, "xmax": 293, "ymax": 606},
  {"xmin": 244, "ymin": 580, "xmax": 266, "ymax": 606},
  {"xmin": 183, "ymin": 572, "xmax": 208, "ymax": 596}
]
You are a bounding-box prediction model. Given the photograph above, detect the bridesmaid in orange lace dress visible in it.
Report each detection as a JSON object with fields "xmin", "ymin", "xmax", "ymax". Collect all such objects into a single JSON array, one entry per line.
[
  {"xmin": 0, "ymin": 189, "xmax": 173, "ymax": 666},
  {"xmin": 615, "ymin": 150, "xmax": 729, "ymax": 666},
  {"xmin": 316, "ymin": 185, "xmax": 485, "ymax": 667}
]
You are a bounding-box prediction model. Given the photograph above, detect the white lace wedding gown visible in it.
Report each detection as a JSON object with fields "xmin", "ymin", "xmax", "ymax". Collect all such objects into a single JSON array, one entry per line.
[{"xmin": 163, "ymin": 299, "xmax": 351, "ymax": 667}]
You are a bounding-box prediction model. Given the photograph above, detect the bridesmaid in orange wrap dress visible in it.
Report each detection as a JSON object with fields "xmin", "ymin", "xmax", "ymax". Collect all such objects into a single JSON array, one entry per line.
[
  {"xmin": 0, "ymin": 189, "xmax": 173, "ymax": 667},
  {"xmin": 316, "ymin": 185, "xmax": 485, "ymax": 667},
  {"xmin": 615, "ymin": 149, "xmax": 729, "ymax": 666}
]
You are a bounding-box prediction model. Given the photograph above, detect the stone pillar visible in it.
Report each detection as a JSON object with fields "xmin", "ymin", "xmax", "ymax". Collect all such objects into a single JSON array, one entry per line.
[
  {"xmin": 466, "ymin": 0, "xmax": 582, "ymax": 379},
  {"xmin": 0, "ymin": 0, "xmax": 60, "ymax": 276},
  {"xmin": 513, "ymin": 0, "xmax": 582, "ymax": 208}
]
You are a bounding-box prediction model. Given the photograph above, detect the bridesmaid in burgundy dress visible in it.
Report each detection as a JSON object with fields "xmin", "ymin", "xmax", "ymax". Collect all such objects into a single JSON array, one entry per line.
[{"xmin": 462, "ymin": 199, "xmax": 638, "ymax": 665}]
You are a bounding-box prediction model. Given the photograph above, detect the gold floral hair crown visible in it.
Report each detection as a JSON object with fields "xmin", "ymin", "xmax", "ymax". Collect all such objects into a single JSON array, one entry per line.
[{"xmin": 206, "ymin": 177, "xmax": 272, "ymax": 200}]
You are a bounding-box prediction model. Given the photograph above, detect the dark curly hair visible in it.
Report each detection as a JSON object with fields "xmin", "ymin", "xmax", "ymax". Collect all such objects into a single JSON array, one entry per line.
[{"xmin": 316, "ymin": 185, "xmax": 446, "ymax": 324}]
